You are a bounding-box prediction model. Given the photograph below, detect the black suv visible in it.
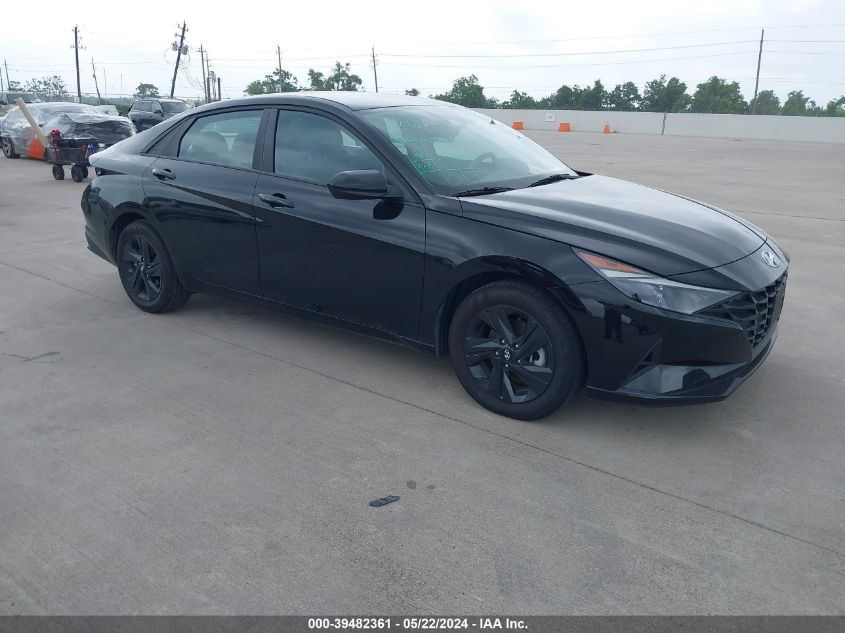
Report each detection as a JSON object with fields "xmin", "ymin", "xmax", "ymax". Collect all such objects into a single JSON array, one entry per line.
[{"xmin": 128, "ymin": 98, "xmax": 189, "ymax": 131}]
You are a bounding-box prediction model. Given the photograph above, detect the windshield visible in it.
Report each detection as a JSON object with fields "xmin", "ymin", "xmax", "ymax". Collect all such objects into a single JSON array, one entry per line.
[
  {"xmin": 162, "ymin": 101, "xmax": 188, "ymax": 114},
  {"xmin": 359, "ymin": 104, "xmax": 573, "ymax": 195}
]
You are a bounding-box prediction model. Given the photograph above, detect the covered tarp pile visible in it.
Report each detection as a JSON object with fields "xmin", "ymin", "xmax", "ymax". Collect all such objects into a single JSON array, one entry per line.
[
  {"xmin": 1, "ymin": 102, "xmax": 135, "ymax": 159},
  {"xmin": 41, "ymin": 110, "xmax": 136, "ymax": 146}
]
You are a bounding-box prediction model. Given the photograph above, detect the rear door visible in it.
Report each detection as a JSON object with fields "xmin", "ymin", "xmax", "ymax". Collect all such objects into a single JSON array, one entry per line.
[{"xmin": 142, "ymin": 107, "xmax": 266, "ymax": 295}]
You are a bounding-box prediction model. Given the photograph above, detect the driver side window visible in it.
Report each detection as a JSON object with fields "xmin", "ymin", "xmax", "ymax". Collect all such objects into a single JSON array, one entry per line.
[{"xmin": 273, "ymin": 110, "xmax": 384, "ymax": 184}]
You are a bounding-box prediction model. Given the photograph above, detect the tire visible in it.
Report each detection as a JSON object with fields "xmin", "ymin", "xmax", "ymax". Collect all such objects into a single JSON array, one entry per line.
[
  {"xmin": 52, "ymin": 164, "xmax": 65, "ymax": 180},
  {"xmin": 70, "ymin": 165, "xmax": 83, "ymax": 182},
  {"xmin": 116, "ymin": 220, "xmax": 191, "ymax": 313},
  {"xmin": 1, "ymin": 137, "xmax": 20, "ymax": 159},
  {"xmin": 448, "ymin": 280, "xmax": 585, "ymax": 420}
]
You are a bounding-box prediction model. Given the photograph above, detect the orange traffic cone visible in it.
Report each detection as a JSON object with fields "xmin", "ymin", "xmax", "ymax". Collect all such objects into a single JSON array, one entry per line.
[
  {"xmin": 28, "ymin": 137, "xmax": 45, "ymax": 160},
  {"xmin": 512, "ymin": 121, "xmax": 524, "ymax": 130},
  {"xmin": 558, "ymin": 122, "xmax": 571, "ymax": 132},
  {"xmin": 603, "ymin": 124, "xmax": 611, "ymax": 134}
]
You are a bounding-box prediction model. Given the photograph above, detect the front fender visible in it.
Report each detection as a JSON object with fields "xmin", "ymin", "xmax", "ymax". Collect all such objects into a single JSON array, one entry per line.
[{"xmin": 420, "ymin": 211, "xmax": 600, "ymax": 350}]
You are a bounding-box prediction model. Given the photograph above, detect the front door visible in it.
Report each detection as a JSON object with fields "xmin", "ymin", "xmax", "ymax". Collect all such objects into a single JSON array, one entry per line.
[
  {"xmin": 142, "ymin": 108, "xmax": 265, "ymax": 295},
  {"xmin": 254, "ymin": 108, "xmax": 425, "ymax": 340}
]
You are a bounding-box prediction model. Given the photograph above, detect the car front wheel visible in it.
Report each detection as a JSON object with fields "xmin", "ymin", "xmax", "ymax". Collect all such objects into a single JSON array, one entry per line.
[
  {"xmin": 1, "ymin": 137, "xmax": 20, "ymax": 158},
  {"xmin": 448, "ymin": 280, "xmax": 585, "ymax": 420},
  {"xmin": 116, "ymin": 220, "xmax": 190, "ymax": 313}
]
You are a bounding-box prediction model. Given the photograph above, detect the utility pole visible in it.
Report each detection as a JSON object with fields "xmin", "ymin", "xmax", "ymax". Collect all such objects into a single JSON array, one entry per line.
[
  {"xmin": 199, "ymin": 45, "xmax": 208, "ymax": 103},
  {"xmin": 91, "ymin": 58, "xmax": 101, "ymax": 104},
  {"xmin": 103, "ymin": 68, "xmax": 107, "ymax": 101},
  {"xmin": 371, "ymin": 46, "xmax": 379, "ymax": 93},
  {"xmin": 73, "ymin": 26, "xmax": 82, "ymax": 102},
  {"xmin": 752, "ymin": 28, "xmax": 764, "ymax": 115},
  {"xmin": 217, "ymin": 77, "xmax": 222, "ymax": 101},
  {"xmin": 276, "ymin": 45, "xmax": 283, "ymax": 93},
  {"xmin": 0, "ymin": 61, "xmax": 5, "ymax": 92},
  {"xmin": 170, "ymin": 21, "xmax": 187, "ymax": 99},
  {"xmin": 5, "ymin": 59, "xmax": 11, "ymax": 90}
]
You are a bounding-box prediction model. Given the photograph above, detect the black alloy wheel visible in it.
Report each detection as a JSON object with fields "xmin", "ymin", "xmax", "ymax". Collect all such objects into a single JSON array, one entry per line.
[
  {"xmin": 449, "ymin": 280, "xmax": 584, "ymax": 420},
  {"xmin": 124, "ymin": 234, "xmax": 163, "ymax": 303},
  {"xmin": 116, "ymin": 221, "xmax": 191, "ymax": 313},
  {"xmin": 464, "ymin": 306, "xmax": 555, "ymax": 404}
]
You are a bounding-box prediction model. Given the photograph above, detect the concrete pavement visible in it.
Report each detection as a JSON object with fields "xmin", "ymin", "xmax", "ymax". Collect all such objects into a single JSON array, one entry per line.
[{"xmin": 0, "ymin": 133, "xmax": 843, "ymax": 614}]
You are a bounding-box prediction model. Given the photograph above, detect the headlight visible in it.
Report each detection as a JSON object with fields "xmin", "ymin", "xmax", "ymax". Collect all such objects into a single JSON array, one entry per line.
[{"xmin": 575, "ymin": 249, "xmax": 739, "ymax": 315}]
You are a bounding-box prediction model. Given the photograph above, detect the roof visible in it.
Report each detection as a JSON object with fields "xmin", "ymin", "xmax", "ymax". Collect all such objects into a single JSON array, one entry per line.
[{"xmin": 197, "ymin": 91, "xmax": 446, "ymax": 112}]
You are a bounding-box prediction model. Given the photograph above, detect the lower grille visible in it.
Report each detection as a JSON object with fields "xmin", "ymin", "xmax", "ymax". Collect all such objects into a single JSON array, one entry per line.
[{"xmin": 699, "ymin": 272, "xmax": 787, "ymax": 348}]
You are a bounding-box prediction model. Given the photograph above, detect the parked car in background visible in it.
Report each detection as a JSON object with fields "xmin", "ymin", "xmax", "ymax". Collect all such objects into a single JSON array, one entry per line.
[
  {"xmin": 0, "ymin": 91, "xmax": 39, "ymax": 105},
  {"xmin": 1, "ymin": 102, "xmax": 134, "ymax": 159},
  {"xmin": 81, "ymin": 93, "xmax": 789, "ymax": 420},
  {"xmin": 128, "ymin": 98, "xmax": 190, "ymax": 131}
]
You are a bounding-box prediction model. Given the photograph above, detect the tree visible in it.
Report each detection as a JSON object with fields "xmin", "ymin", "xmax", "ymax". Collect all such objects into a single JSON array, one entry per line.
[
  {"xmin": 23, "ymin": 76, "xmax": 69, "ymax": 100},
  {"xmin": 641, "ymin": 75, "xmax": 690, "ymax": 112},
  {"xmin": 7, "ymin": 80, "xmax": 22, "ymax": 91},
  {"xmin": 824, "ymin": 96, "xmax": 845, "ymax": 117},
  {"xmin": 749, "ymin": 89, "xmax": 781, "ymax": 115},
  {"xmin": 690, "ymin": 76, "xmax": 748, "ymax": 114},
  {"xmin": 405, "ymin": 88, "xmax": 420, "ymax": 96},
  {"xmin": 782, "ymin": 90, "xmax": 811, "ymax": 116},
  {"xmin": 606, "ymin": 82, "xmax": 641, "ymax": 111},
  {"xmin": 244, "ymin": 68, "xmax": 299, "ymax": 95},
  {"xmin": 575, "ymin": 80, "xmax": 607, "ymax": 110},
  {"xmin": 434, "ymin": 75, "xmax": 496, "ymax": 108},
  {"xmin": 542, "ymin": 84, "xmax": 577, "ymax": 110},
  {"xmin": 502, "ymin": 90, "xmax": 537, "ymax": 109},
  {"xmin": 134, "ymin": 83, "xmax": 160, "ymax": 98},
  {"xmin": 308, "ymin": 62, "xmax": 362, "ymax": 91}
]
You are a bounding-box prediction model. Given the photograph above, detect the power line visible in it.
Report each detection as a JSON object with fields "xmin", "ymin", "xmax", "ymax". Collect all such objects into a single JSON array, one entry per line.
[
  {"xmin": 397, "ymin": 22, "xmax": 845, "ymax": 47},
  {"xmin": 378, "ymin": 50, "xmax": 760, "ymax": 69},
  {"xmin": 380, "ymin": 40, "xmax": 760, "ymax": 58}
]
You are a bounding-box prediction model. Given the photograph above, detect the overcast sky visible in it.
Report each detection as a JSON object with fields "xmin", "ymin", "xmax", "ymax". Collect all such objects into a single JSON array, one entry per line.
[{"xmin": 3, "ymin": 0, "xmax": 843, "ymax": 105}]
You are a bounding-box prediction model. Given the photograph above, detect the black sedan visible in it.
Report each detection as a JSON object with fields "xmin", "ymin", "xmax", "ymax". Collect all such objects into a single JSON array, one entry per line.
[{"xmin": 81, "ymin": 93, "xmax": 788, "ymax": 420}]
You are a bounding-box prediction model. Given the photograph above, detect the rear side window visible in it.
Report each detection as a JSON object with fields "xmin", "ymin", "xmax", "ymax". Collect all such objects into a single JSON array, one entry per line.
[
  {"xmin": 178, "ymin": 110, "xmax": 262, "ymax": 169},
  {"xmin": 162, "ymin": 101, "xmax": 188, "ymax": 114}
]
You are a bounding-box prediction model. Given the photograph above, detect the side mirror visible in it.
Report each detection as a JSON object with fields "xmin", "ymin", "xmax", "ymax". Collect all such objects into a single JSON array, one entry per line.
[{"xmin": 327, "ymin": 169, "xmax": 397, "ymax": 200}]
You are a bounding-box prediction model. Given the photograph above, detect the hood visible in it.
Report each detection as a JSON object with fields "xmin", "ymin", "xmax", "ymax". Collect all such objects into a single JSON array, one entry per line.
[{"xmin": 459, "ymin": 175, "xmax": 764, "ymax": 276}]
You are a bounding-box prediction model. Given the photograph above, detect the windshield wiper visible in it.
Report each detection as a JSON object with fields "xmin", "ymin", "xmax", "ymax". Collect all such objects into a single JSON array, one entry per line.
[
  {"xmin": 527, "ymin": 173, "xmax": 580, "ymax": 188},
  {"xmin": 453, "ymin": 186, "xmax": 514, "ymax": 197}
]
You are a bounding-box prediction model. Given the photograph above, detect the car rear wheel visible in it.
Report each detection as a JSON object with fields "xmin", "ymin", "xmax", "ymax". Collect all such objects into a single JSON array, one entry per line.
[
  {"xmin": 1, "ymin": 137, "xmax": 20, "ymax": 158},
  {"xmin": 448, "ymin": 280, "xmax": 584, "ymax": 420},
  {"xmin": 116, "ymin": 221, "xmax": 190, "ymax": 313}
]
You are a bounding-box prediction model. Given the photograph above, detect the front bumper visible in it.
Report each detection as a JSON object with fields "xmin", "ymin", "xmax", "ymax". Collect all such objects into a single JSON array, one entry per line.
[
  {"xmin": 585, "ymin": 329, "xmax": 777, "ymax": 405},
  {"xmin": 561, "ymin": 269, "xmax": 785, "ymax": 405}
]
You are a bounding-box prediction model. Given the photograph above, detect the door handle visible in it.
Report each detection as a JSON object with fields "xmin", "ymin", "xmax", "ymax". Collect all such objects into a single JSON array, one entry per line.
[
  {"xmin": 152, "ymin": 168, "xmax": 175, "ymax": 180},
  {"xmin": 258, "ymin": 192, "xmax": 295, "ymax": 209}
]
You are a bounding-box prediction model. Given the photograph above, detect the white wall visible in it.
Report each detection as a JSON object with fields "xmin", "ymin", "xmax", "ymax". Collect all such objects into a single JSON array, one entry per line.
[{"xmin": 474, "ymin": 108, "xmax": 845, "ymax": 144}]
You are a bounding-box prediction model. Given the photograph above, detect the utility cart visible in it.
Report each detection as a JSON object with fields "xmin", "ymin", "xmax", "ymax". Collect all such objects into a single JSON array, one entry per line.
[{"xmin": 45, "ymin": 131, "xmax": 99, "ymax": 182}]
